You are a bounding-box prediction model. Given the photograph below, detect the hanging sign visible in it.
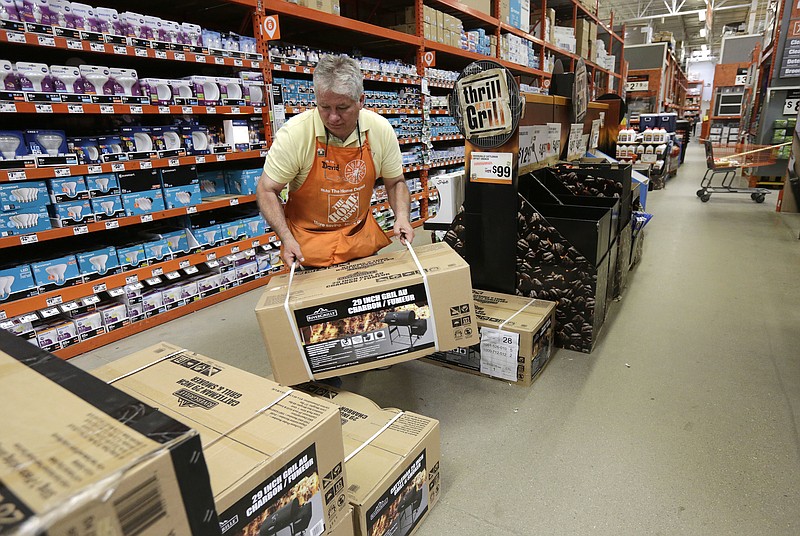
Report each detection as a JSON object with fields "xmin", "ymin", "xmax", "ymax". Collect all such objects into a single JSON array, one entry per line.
[
  {"xmin": 469, "ymin": 152, "xmax": 514, "ymax": 184},
  {"xmin": 456, "ymin": 68, "xmax": 513, "ymax": 138},
  {"xmin": 518, "ymin": 125, "xmax": 549, "ymax": 174},
  {"xmin": 545, "ymin": 123, "xmax": 561, "ymax": 164},
  {"xmin": 422, "ymin": 51, "xmax": 436, "ymax": 67},
  {"xmin": 262, "ymin": 15, "xmax": 280, "ymax": 40},
  {"xmin": 589, "ymin": 119, "xmax": 601, "ymax": 150},
  {"xmin": 734, "ymin": 68, "xmax": 748, "ymax": 85},
  {"xmin": 783, "ymin": 89, "xmax": 800, "ymax": 115}
]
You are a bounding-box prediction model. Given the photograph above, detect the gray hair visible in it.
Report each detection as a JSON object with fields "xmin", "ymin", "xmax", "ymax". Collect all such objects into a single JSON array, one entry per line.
[{"xmin": 313, "ymin": 54, "xmax": 363, "ymax": 102}]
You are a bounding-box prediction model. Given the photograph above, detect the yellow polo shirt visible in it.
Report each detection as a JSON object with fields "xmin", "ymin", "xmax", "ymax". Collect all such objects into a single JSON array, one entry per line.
[{"xmin": 263, "ymin": 108, "xmax": 403, "ymax": 191}]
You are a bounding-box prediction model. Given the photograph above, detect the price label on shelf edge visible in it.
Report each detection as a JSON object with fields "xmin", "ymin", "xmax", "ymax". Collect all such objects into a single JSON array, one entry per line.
[
  {"xmin": 139, "ymin": 160, "xmax": 152, "ymax": 169},
  {"xmin": 72, "ymin": 225, "xmax": 88, "ymax": 235},
  {"xmin": 111, "ymin": 163, "xmax": 125, "ymax": 172},
  {"xmin": 130, "ymin": 105, "xmax": 143, "ymax": 114},
  {"xmin": 8, "ymin": 171, "xmax": 26, "ymax": 181},
  {"xmin": 54, "ymin": 167, "xmax": 71, "ymax": 177},
  {"xmin": 135, "ymin": 47, "xmax": 148, "ymax": 57},
  {"xmin": 100, "ymin": 104, "xmax": 114, "ymax": 114},
  {"xmin": 783, "ymin": 91, "xmax": 800, "ymax": 115},
  {"xmin": 45, "ymin": 296, "xmax": 63, "ymax": 307},
  {"xmin": 20, "ymin": 234, "xmax": 38, "ymax": 245},
  {"xmin": 37, "ymin": 35, "xmax": 55, "ymax": 47},
  {"xmin": 469, "ymin": 152, "xmax": 514, "ymax": 184},
  {"xmin": 35, "ymin": 104, "xmax": 53, "ymax": 113},
  {"xmin": 93, "ymin": 283, "xmax": 107, "ymax": 293},
  {"xmin": 104, "ymin": 220, "xmax": 119, "ymax": 229},
  {"xmin": 87, "ymin": 165, "xmax": 102, "ymax": 174}
]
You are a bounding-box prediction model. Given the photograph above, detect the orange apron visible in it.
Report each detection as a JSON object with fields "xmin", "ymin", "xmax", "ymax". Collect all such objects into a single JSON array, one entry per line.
[{"xmin": 284, "ymin": 133, "xmax": 391, "ymax": 267}]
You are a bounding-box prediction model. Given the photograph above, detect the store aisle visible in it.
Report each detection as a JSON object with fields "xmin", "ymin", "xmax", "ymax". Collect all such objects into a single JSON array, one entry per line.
[{"xmin": 73, "ymin": 144, "xmax": 800, "ymax": 535}]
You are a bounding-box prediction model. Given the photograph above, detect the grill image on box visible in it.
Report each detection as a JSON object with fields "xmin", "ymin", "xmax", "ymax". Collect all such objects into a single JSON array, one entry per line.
[
  {"xmin": 384, "ymin": 310, "xmax": 428, "ymax": 348},
  {"xmin": 397, "ymin": 485, "xmax": 424, "ymax": 535},
  {"xmin": 259, "ymin": 497, "xmax": 313, "ymax": 536}
]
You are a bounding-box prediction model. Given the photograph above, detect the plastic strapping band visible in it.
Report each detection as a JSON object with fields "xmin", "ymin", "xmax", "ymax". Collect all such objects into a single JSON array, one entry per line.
[
  {"xmin": 345, "ymin": 411, "xmax": 404, "ymax": 463},
  {"xmin": 405, "ymin": 241, "xmax": 439, "ymax": 351},
  {"xmin": 499, "ymin": 298, "xmax": 537, "ymax": 331},
  {"xmin": 107, "ymin": 349, "xmax": 187, "ymax": 384},
  {"xmin": 283, "ymin": 262, "xmax": 315, "ymax": 380},
  {"xmin": 206, "ymin": 389, "xmax": 294, "ymax": 449}
]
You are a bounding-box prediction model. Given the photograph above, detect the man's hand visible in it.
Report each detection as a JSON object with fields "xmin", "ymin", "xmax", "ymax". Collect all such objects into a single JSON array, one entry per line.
[
  {"xmin": 394, "ymin": 218, "xmax": 415, "ymax": 245},
  {"xmin": 281, "ymin": 237, "xmax": 304, "ymax": 267}
]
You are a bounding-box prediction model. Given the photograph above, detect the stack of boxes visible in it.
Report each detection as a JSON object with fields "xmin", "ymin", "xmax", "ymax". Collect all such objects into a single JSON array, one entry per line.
[
  {"xmin": 575, "ymin": 18, "xmax": 597, "ymax": 62},
  {"xmin": 552, "ymin": 25, "xmax": 576, "ymax": 53},
  {"xmin": 293, "ymin": 0, "xmax": 341, "ymax": 15},
  {"xmin": 498, "ymin": 0, "xmax": 531, "ymax": 32}
]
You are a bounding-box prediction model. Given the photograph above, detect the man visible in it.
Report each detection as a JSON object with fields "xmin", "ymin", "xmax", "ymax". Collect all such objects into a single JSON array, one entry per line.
[{"xmin": 257, "ymin": 54, "xmax": 415, "ymax": 268}]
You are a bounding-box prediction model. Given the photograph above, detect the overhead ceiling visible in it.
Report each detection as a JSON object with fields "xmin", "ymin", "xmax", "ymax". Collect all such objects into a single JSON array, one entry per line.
[{"xmin": 598, "ymin": 0, "xmax": 773, "ymax": 64}]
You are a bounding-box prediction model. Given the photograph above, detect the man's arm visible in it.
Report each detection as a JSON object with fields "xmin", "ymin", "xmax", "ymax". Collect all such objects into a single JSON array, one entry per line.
[
  {"xmin": 383, "ymin": 174, "xmax": 414, "ymax": 244},
  {"xmin": 256, "ymin": 172, "xmax": 304, "ymax": 265}
]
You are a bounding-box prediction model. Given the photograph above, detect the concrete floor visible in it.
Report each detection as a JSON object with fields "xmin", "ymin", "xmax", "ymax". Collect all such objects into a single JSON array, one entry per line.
[{"xmin": 74, "ymin": 144, "xmax": 800, "ymax": 535}]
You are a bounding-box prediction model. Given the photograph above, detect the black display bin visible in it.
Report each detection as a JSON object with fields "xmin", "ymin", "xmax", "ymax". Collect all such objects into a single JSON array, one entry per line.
[
  {"xmin": 520, "ymin": 172, "xmax": 621, "ymax": 247},
  {"xmin": 550, "ymin": 163, "xmax": 633, "ymax": 228},
  {"xmin": 531, "ymin": 204, "xmax": 612, "ymax": 266}
]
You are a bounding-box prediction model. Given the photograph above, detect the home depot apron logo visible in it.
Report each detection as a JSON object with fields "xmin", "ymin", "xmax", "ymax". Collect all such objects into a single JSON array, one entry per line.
[
  {"xmin": 328, "ymin": 193, "xmax": 360, "ymax": 223},
  {"xmin": 344, "ymin": 159, "xmax": 367, "ymax": 183}
]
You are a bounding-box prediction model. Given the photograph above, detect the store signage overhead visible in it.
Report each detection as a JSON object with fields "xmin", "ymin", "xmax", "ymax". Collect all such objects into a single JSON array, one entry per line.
[{"xmin": 455, "ymin": 68, "xmax": 513, "ymax": 139}]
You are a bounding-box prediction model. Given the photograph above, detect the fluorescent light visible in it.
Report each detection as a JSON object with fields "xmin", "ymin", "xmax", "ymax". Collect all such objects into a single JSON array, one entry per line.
[
  {"xmin": 701, "ymin": 44, "xmax": 708, "ymax": 53},
  {"xmin": 700, "ymin": 27, "xmax": 707, "ymax": 37},
  {"xmin": 699, "ymin": 10, "xmax": 706, "ymax": 22}
]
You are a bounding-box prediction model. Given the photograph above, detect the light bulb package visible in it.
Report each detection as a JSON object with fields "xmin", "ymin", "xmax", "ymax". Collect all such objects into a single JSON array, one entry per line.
[
  {"xmin": 159, "ymin": 164, "xmax": 197, "ymax": 188},
  {"xmin": 0, "ymin": 264, "xmax": 36, "ymax": 301},
  {"xmin": 0, "ymin": 180, "xmax": 48, "ymax": 210},
  {"xmin": 157, "ymin": 19, "xmax": 181, "ymax": 44},
  {"xmin": 17, "ymin": 0, "xmax": 53, "ymax": 25},
  {"xmin": 184, "ymin": 76, "xmax": 220, "ymax": 106},
  {"xmin": 31, "ymin": 254, "xmax": 80, "ymax": 289},
  {"xmin": 72, "ymin": 310, "xmax": 105, "ymax": 340},
  {"xmin": 119, "ymin": 126, "xmax": 156, "ymax": 156},
  {"xmin": 180, "ymin": 22, "xmax": 202, "ymax": 48},
  {"xmin": 167, "ymin": 79, "xmax": 195, "ymax": 105},
  {"xmin": 0, "ymin": 0, "xmax": 21, "ymax": 22},
  {"xmin": 180, "ymin": 125, "xmax": 210, "ymax": 155},
  {"xmin": 75, "ymin": 245, "xmax": 119, "ymax": 279},
  {"xmin": 222, "ymin": 118, "xmax": 249, "ymax": 151},
  {"xmin": 117, "ymin": 168, "xmax": 160, "ymax": 193},
  {"xmin": 151, "ymin": 125, "xmax": 185, "ymax": 156},
  {"xmin": 0, "ymin": 205, "xmax": 51, "ymax": 235},
  {"xmin": 0, "ymin": 317, "xmax": 37, "ymax": 345},
  {"xmin": 162, "ymin": 184, "xmax": 201, "ymax": 209},
  {"xmin": 47, "ymin": 176, "xmax": 88, "ymax": 202},
  {"xmin": 67, "ymin": 136, "xmax": 102, "ymax": 164},
  {"xmin": 116, "ymin": 243, "xmax": 146, "ymax": 269},
  {"xmin": 109, "ymin": 67, "xmax": 143, "ymax": 100},
  {"xmin": 120, "ymin": 190, "xmax": 165, "ymax": 216},
  {"xmin": 180, "ymin": 278, "xmax": 199, "ymax": 300},
  {"xmin": 77, "ymin": 64, "xmax": 113, "ymax": 97},
  {"xmin": 215, "ymin": 77, "xmax": 245, "ymax": 105},
  {"xmin": 25, "ymin": 130, "xmax": 79, "ymax": 167},
  {"xmin": 0, "ymin": 60, "xmax": 19, "ymax": 92},
  {"xmin": 197, "ymin": 273, "xmax": 222, "ymax": 295},
  {"xmin": 95, "ymin": 7, "xmax": 124, "ymax": 37},
  {"xmin": 85, "ymin": 173, "xmax": 120, "ymax": 197},
  {"xmin": 143, "ymin": 237, "xmax": 170, "ymax": 262},
  {"xmin": 242, "ymin": 80, "xmax": 266, "ymax": 106},
  {"xmin": 160, "ymin": 283, "xmax": 183, "ymax": 309},
  {"xmin": 138, "ymin": 77, "xmax": 173, "ymax": 105},
  {"xmin": 219, "ymin": 220, "xmax": 244, "ymax": 242},
  {"xmin": 90, "ymin": 194, "xmax": 124, "ymax": 220},
  {"xmin": 241, "ymin": 215, "xmax": 267, "ymax": 238},
  {"xmin": 200, "ymin": 29, "xmax": 222, "ymax": 50},
  {"xmin": 96, "ymin": 135, "xmax": 127, "ymax": 161},
  {"xmin": 160, "ymin": 229, "xmax": 189, "ymax": 254},
  {"xmin": 235, "ymin": 257, "xmax": 259, "ymax": 281},
  {"xmin": 224, "ymin": 168, "xmax": 261, "ymax": 195},
  {"xmin": 34, "ymin": 322, "xmax": 61, "ymax": 351},
  {"xmin": 98, "ymin": 302, "xmax": 129, "ymax": 330},
  {"xmin": 141, "ymin": 289, "xmax": 163, "ymax": 316},
  {"xmin": 197, "ymin": 170, "xmax": 227, "ymax": 198},
  {"xmin": 190, "ymin": 223, "xmax": 222, "ymax": 248},
  {"xmin": 0, "ymin": 130, "xmax": 28, "ymax": 160},
  {"xmin": 48, "ymin": 199, "xmax": 93, "ymax": 226}
]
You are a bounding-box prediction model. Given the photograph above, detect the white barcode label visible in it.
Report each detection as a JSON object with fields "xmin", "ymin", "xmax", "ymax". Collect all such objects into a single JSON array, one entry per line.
[
  {"xmin": 253, "ymin": 61, "xmax": 260, "ymax": 68},
  {"xmin": 87, "ymin": 165, "xmax": 102, "ymax": 174},
  {"xmin": 90, "ymin": 41, "xmax": 105, "ymax": 52},
  {"xmin": 155, "ymin": 50, "xmax": 167, "ymax": 59},
  {"xmin": 159, "ymin": 106, "xmax": 171, "ymax": 114},
  {"xmin": 217, "ymin": 154, "xmax": 227, "ymax": 161},
  {"xmin": 125, "ymin": 275, "xmax": 138, "ymax": 284},
  {"xmin": 228, "ymin": 197, "xmax": 238, "ymax": 205},
  {"xmin": 182, "ymin": 106, "xmax": 193, "ymax": 114},
  {"xmin": 184, "ymin": 265, "xmax": 198, "ymax": 274},
  {"xmin": 105, "ymin": 220, "xmax": 119, "ymax": 229},
  {"xmin": 168, "ymin": 158, "xmax": 179, "ymax": 166},
  {"xmin": 206, "ymin": 253, "xmax": 217, "ymax": 261},
  {"xmin": 174, "ymin": 52, "xmax": 185, "ymax": 61},
  {"xmin": 100, "ymin": 104, "xmax": 114, "ymax": 114},
  {"xmin": 230, "ymin": 245, "xmax": 240, "ymax": 254},
  {"xmin": 140, "ymin": 214, "xmax": 153, "ymax": 222},
  {"xmin": 93, "ymin": 283, "xmax": 107, "ymax": 293},
  {"xmin": 113, "ymin": 476, "xmax": 167, "ymax": 536},
  {"xmin": 196, "ymin": 55, "xmax": 206, "ymax": 63},
  {"xmin": 35, "ymin": 104, "xmax": 53, "ymax": 113},
  {"xmin": 83, "ymin": 295, "xmax": 100, "ymax": 305},
  {"xmin": 234, "ymin": 59, "xmax": 243, "ymax": 67},
  {"xmin": 135, "ymin": 47, "xmax": 148, "ymax": 57},
  {"xmin": 19, "ymin": 233, "xmax": 39, "ymax": 244},
  {"xmin": 195, "ymin": 156, "xmax": 206, "ymax": 164},
  {"xmin": 65, "ymin": 39, "xmax": 82, "ymax": 50},
  {"xmin": 38, "ymin": 35, "xmax": 55, "ymax": 47},
  {"xmin": 113, "ymin": 45, "xmax": 127, "ymax": 54},
  {"xmin": 6, "ymin": 32, "xmax": 26, "ymax": 43},
  {"xmin": 151, "ymin": 267, "xmax": 163, "ymax": 277},
  {"xmin": 254, "ymin": 107, "xmax": 263, "ymax": 114},
  {"xmin": 46, "ymin": 296, "xmax": 63, "ymax": 306},
  {"xmin": 310, "ymin": 520, "xmax": 325, "ymax": 536},
  {"xmin": 0, "ymin": 102, "xmax": 16, "ymax": 113},
  {"xmin": 130, "ymin": 105, "xmax": 143, "ymax": 114},
  {"xmin": 260, "ymin": 150, "xmax": 268, "ymax": 157},
  {"xmin": 111, "ymin": 163, "xmax": 125, "ymax": 172},
  {"xmin": 72, "ymin": 225, "xmax": 88, "ymax": 235},
  {"xmin": 206, "ymin": 106, "xmax": 216, "ymax": 114},
  {"xmin": 108, "ymin": 287, "xmax": 124, "ymax": 297},
  {"xmin": 215, "ymin": 56, "xmax": 225, "ymax": 64},
  {"xmin": 179, "ymin": 260, "xmax": 190, "ymax": 269},
  {"xmin": 186, "ymin": 206, "xmax": 197, "ymax": 214},
  {"xmin": 8, "ymin": 171, "xmax": 26, "ymax": 181},
  {"xmin": 40, "ymin": 307, "xmax": 59, "ymax": 318},
  {"xmin": 165, "ymin": 271, "xmax": 180, "ymax": 280},
  {"xmin": 139, "ymin": 161, "xmax": 152, "ymax": 169},
  {"xmin": 54, "ymin": 167, "xmax": 71, "ymax": 177},
  {"xmin": 231, "ymin": 107, "xmax": 240, "ymax": 114}
]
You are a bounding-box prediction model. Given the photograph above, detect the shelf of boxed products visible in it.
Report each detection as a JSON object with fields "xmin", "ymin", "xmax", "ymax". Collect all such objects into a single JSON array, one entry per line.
[
  {"xmin": 281, "ymin": 104, "xmax": 422, "ymax": 116},
  {"xmin": 430, "ymin": 0, "xmax": 498, "ymax": 26},
  {"xmin": 0, "ymin": 101, "xmax": 262, "ymax": 115},
  {"xmin": 500, "ymin": 23, "xmax": 547, "ymax": 48},
  {"xmin": 0, "ymin": 28, "xmax": 263, "ymax": 68},
  {"xmin": 0, "ymin": 195, "xmax": 257, "ymax": 249},
  {"xmin": 51, "ymin": 272, "xmax": 279, "ymax": 359},
  {"xmin": 430, "ymin": 134, "xmax": 464, "ymax": 141},
  {"xmin": 263, "ymin": 0, "xmax": 422, "ymax": 46},
  {"xmin": 371, "ymin": 192, "xmax": 427, "ymax": 211},
  {"xmin": 403, "ymin": 163, "xmax": 428, "ymax": 173},
  {"xmin": 428, "ymin": 78, "xmax": 455, "ymax": 89},
  {"xmin": 430, "ymin": 157, "xmax": 465, "ymax": 169},
  {"xmin": 271, "ymin": 62, "xmax": 421, "ymax": 85},
  {"xmin": 0, "ymin": 149, "xmax": 266, "ymax": 183},
  {"xmin": 0, "ymin": 231, "xmax": 276, "ymax": 320}
]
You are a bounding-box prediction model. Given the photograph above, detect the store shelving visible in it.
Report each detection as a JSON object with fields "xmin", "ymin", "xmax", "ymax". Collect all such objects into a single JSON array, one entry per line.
[{"xmin": 0, "ymin": 101, "xmax": 261, "ymax": 115}]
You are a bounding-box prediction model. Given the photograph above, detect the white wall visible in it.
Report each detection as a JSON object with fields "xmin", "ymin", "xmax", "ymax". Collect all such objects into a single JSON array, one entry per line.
[{"xmin": 688, "ymin": 61, "xmax": 715, "ymax": 117}]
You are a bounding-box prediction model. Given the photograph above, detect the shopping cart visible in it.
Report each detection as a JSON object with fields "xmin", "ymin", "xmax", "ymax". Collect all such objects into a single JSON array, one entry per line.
[{"xmin": 696, "ymin": 139, "xmax": 790, "ymax": 203}]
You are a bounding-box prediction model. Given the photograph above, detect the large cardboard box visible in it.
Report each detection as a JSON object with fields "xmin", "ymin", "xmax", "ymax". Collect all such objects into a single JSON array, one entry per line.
[
  {"xmin": 458, "ymin": 0, "xmax": 492, "ymax": 15},
  {"xmin": 92, "ymin": 342, "xmax": 350, "ymax": 536},
  {"xmin": 298, "ymin": 385, "xmax": 441, "ymax": 536},
  {"xmin": 425, "ymin": 290, "xmax": 556, "ymax": 386},
  {"xmin": 0, "ymin": 331, "xmax": 219, "ymax": 535},
  {"xmin": 255, "ymin": 243, "xmax": 479, "ymax": 385},
  {"xmin": 331, "ymin": 506, "xmax": 355, "ymax": 536}
]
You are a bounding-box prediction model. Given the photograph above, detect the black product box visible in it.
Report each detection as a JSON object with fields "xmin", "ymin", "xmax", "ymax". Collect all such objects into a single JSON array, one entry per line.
[
  {"xmin": 160, "ymin": 164, "xmax": 198, "ymax": 188},
  {"xmin": 0, "ymin": 330, "xmax": 220, "ymax": 536},
  {"xmin": 117, "ymin": 168, "xmax": 161, "ymax": 193},
  {"xmin": 613, "ymin": 220, "xmax": 633, "ymax": 299}
]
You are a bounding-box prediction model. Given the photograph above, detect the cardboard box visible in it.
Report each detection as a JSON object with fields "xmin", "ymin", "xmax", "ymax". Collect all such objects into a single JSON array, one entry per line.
[
  {"xmin": 425, "ymin": 289, "xmax": 556, "ymax": 386},
  {"xmin": 92, "ymin": 342, "xmax": 350, "ymax": 536},
  {"xmin": 331, "ymin": 506, "xmax": 356, "ymax": 536},
  {"xmin": 255, "ymin": 243, "xmax": 479, "ymax": 385},
  {"xmin": 298, "ymin": 385, "xmax": 440, "ymax": 536},
  {"xmin": 0, "ymin": 331, "xmax": 219, "ymax": 535},
  {"xmin": 458, "ymin": 0, "xmax": 492, "ymax": 15}
]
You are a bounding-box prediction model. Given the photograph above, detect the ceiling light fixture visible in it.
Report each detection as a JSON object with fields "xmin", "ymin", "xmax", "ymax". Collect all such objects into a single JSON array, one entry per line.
[
  {"xmin": 700, "ymin": 27, "xmax": 707, "ymax": 37},
  {"xmin": 699, "ymin": 10, "xmax": 706, "ymax": 22}
]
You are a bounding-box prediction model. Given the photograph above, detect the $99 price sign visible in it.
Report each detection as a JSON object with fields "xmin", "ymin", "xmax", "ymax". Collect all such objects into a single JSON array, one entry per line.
[{"xmin": 470, "ymin": 152, "xmax": 514, "ymax": 184}]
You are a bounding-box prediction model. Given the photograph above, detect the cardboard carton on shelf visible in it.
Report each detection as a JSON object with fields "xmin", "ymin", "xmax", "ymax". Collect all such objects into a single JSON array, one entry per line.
[
  {"xmin": 424, "ymin": 289, "xmax": 556, "ymax": 386},
  {"xmin": 298, "ymin": 384, "xmax": 441, "ymax": 536},
  {"xmin": 91, "ymin": 342, "xmax": 350, "ymax": 536},
  {"xmin": 0, "ymin": 330, "xmax": 219, "ymax": 536},
  {"xmin": 255, "ymin": 242, "xmax": 479, "ymax": 386}
]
